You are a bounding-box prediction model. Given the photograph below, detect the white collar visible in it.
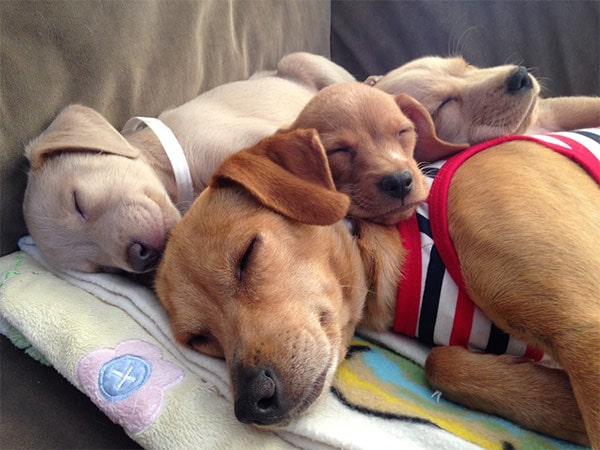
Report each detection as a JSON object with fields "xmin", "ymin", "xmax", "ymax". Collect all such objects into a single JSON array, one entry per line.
[{"xmin": 122, "ymin": 116, "xmax": 194, "ymax": 212}]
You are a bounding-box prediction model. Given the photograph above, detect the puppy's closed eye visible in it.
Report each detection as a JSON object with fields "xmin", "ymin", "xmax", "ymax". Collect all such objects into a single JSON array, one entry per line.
[
  {"xmin": 73, "ymin": 190, "xmax": 87, "ymax": 221},
  {"xmin": 188, "ymin": 332, "xmax": 224, "ymax": 358},
  {"xmin": 326, "ymin": 146, "xmax": 353, "ymax": 156},
  {"xmin": 326, "ymin": 147, "xmax": 355, "ymax": 169},
  {"xmin": 236, "ymin": 235, "xmax": 260, "ymax": 283},
  {"xmin": 433, "ymin": 97, "xmax": 457, "ymax": 118},
  {"xmin": 319, "ymin": 309, "xmax": 332, "ymax": 327}
]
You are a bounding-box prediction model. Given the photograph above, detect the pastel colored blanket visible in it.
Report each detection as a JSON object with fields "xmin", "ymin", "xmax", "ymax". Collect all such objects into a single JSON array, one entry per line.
[{"xmin": 0, "ymin": 236, "xmax": 585, "ymax": 449}]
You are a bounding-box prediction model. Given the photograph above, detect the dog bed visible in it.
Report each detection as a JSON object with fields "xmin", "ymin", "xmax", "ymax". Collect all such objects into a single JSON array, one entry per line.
[{"xmin": 0, "ymin": 236, "xmax": 586, "ymax": 450}]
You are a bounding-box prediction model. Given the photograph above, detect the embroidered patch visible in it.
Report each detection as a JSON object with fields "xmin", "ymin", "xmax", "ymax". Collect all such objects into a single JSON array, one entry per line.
[
  {"xmin": 77, "ymin": 339, "xmax": 185, "ymax": 434},
  {"xmin": 98, "ymin": 355, "xmax": 152, "ymax": 402}
]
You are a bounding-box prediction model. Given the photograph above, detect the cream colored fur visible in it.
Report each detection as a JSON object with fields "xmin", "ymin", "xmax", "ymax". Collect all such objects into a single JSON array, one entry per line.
[
  {"xmin": 23, "ymin": 52, "xmax": 354, "ymax": 273},
  {"xmin": 369, "ymin": 56, "xmax": 600, "ymax": 148}
]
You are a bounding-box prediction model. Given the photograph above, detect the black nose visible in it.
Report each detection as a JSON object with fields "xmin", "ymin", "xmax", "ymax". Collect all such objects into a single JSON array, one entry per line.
[
  {"xmin": 127, "ymin": 242, "xmax": 161, "ymax": 272},
  {"xmin": 379, "ymin": 170, "xmax": 414, "ymax": 199},
  {"xmin": 234, "ymin": 367, "xmax": 286, "ymax": 425},
  {"xmin": 506, "ymin": 66, "xmax": 533, "ymax": 94}
]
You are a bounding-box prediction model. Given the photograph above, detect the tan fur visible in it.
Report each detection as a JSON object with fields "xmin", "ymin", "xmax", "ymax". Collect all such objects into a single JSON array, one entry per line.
[
  {"xmin": 23, "ymin": 52, "xmax": 354, "ymax": 273},
  {"xmin": 156, "ymin": 128, "xmax": 599, "ymax": 446},
  {"xmin": 157, "ymin": 130, "xmax": 369, "ymax": 425},
  {"xmin": 445, "ymin": 141, "xmax": 600, "ymax": 447},
  {"xmin": 369, "ymin": 56, "xmax": 600, "ymax": 154},
  {"xmin": 284, "ymin": 82, "xmax": 465, "ymax": 224},
  {"xmin": 425, "ymin": 347, "xmax": 588, "ymax": 445}
]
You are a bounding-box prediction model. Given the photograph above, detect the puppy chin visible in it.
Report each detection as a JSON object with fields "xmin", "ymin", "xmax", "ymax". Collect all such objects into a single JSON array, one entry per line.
[
  {"xmin": 516, "ymin": 98, "xmax": 540, "ymax": 133},
  {"xmin": 350, "ymin": 203, "xmax": 418, "ymax": 225},
  {"xmin": 283, "ymin": 352, "xmax": 340, "ymax": 428},
  {"xmin": 472, "ymin": 97, "xmax": 540, "ymax": 143}
]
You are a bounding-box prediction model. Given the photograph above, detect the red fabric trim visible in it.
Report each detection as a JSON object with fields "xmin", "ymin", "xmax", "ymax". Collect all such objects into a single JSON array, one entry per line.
[
  {"xmin": 449, "ymin": 290, "xmax": 474, "ymax": 347},
  {"xmin": 395, "ymin": 215, "xmax": 422, "ymax": 336},
  {"xmin": 545, "ymin": 134, "xmax": 600, "ymax": 183},
  {"xmin": 429, "ymin": 132, "xmax": 600, "ymax": 289},
  {"xmin": 524, "ymin": 345, "xmax": 544, "ymax": 361},
  {"xmin": 426, "ymin": 137, "xmax": 499, "ymax": 290},
  {"xmin": 393, "ymin": 131, "xmax": 597, "ymax": 358},
  {"xmin": 427, "ymin": 131, "xmax": 600, "ymax": 360}
]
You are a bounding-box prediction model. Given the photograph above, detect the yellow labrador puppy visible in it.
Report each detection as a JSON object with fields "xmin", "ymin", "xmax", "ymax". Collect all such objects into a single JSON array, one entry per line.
[
  {"xmin": 368, "ymin": 56, "xmax": 600, "ymax": 155},
  {"xmin": 23, "ymin": 52, "xmax": 354, "ymax": 273}
]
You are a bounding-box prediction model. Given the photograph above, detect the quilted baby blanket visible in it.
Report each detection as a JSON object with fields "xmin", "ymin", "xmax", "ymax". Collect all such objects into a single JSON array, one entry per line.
[{"xmin": 0, "ymin": 236, "xmax": 586, "ymax": 449}]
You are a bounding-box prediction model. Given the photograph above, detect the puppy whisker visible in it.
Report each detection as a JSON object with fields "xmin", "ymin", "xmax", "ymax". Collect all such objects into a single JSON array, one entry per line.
[
  {"xmin": 503, "ymin": 53, "xmax": 524, "ymax": 67},
  {"xmin": 447, "ymin": 17, "xmax": 477, "ymax": 56}
]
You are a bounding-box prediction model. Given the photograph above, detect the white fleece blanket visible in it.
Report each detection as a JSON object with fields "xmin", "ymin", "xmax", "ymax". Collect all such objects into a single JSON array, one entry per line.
[{"xmin": 0, "ymin": 236, "xmax": 584, "ymax": 450}]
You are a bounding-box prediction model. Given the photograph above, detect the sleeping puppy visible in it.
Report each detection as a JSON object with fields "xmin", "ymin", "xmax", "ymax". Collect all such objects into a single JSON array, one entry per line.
[
  {"xmin": 367, "ymin": 56, "xmax": 600, "ymax": 159},
  {"xmin": 155, "ymin": 124, "xmax": 599, "ymax": 445},
  {"xmin": 23, "ymin": 52, "xmax": 354, "ymax": 273},
  {"xmin": 283, "ymin": 82, "xmax": 465, "ymax": 224}
]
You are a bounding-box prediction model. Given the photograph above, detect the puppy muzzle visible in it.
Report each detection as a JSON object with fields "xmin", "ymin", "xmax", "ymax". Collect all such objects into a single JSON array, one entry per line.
[
  {"xmin": 233, "ymin": 365, "xmax": 289, "ymax": 426},
  {"xmin": 379, "ymin": 170, "xmax": 414, "ymax": 200},
  {"xmin": 232, "ymin": 361, "xmax": 329, "ymax": 426},
  {"xmin": 506, "ymin": 66, "xmax": 533, "ymax": 95}
]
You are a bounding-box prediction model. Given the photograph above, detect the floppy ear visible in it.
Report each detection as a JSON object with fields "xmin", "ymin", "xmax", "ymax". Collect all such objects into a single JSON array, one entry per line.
[
  {"xmin": 395, "ymin": 94, "xmax": 469, "ymax": 162},
  {"xmin": 25, "ymin": 104, "xmax": 139, "ymax": 170},
  {"xmin": 211, "ymin": 128, "xmax": 350, "ymax": 226}
]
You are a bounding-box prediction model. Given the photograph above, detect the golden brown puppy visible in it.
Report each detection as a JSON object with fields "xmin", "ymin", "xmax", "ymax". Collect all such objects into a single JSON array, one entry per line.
[
  {"xmin": 368, "ymin": 56, "xmax": 600, "ymax": 157},
  {"xmin": 157, "ymin": 130, "xmax": 360, "ymax": 427},
  {"xmin": 156, "ymin": 122, "xmax": 599, "ymax": 445},
  {"xmin": 282, "ymin": 82, "xmax": 465, "ymax": 224}
]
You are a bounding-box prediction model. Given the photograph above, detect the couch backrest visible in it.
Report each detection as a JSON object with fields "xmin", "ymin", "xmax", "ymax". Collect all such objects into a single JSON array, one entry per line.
[{"xmin": 331, "ymin": 1, "xmax": 599, "ymax": 97}]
